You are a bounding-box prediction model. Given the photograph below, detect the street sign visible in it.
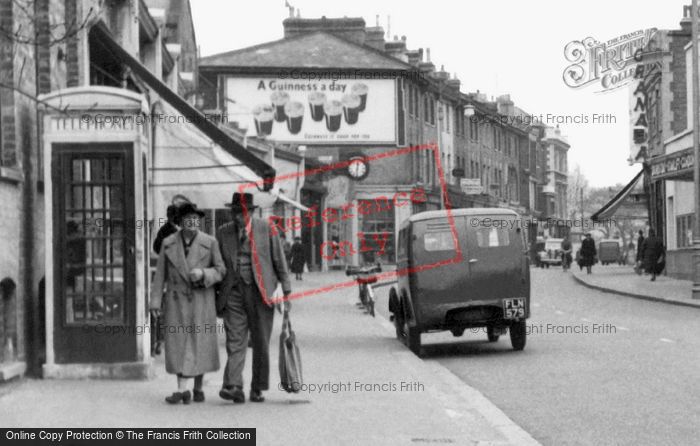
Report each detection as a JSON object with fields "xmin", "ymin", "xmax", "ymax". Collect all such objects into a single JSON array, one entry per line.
[{"xmin": 460, "ymin": 178, "xmax": 483, "ymax": 195}]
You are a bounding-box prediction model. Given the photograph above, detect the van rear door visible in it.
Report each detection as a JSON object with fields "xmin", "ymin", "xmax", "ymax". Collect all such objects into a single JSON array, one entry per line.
[{"xmin": 465, "ymin": 216, "xmax": 525, "ymax": 304}]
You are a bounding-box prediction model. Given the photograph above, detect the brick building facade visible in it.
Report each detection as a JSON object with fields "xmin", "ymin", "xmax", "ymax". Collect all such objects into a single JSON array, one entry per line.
[{"xmin": 199, "ymin": 15, "xmax": 567, "ymax": 269}]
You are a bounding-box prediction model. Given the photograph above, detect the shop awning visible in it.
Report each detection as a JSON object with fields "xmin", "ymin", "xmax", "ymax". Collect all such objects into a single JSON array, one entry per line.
[
  {"xmin": 151, "ymin": 102, "xmax": 306, "ymax": 211},
  {"xmin": 275, "ymin": 191, "xmax": 309, "ymax": 212},
  {"xmin": 591, "ymin": 169, "xmax": 645, "ymax": 222},
  {"xmin": 90, "ymin": 22, "xmax": 276, "ymax": 190}
]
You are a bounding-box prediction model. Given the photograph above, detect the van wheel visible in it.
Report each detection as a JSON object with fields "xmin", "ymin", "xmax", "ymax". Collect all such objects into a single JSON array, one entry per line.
[
  {"xmin": 402, "ymin": 303, "xmax": 421, "ymax": 355},
  {"xmin": 510, "ymin": 320, "xmax": 527, "ymax": 351},
  {"xmin": 451, "ymin": 328, "xmax": 465, "ymax": 337},
  {"xmin": 487, "ymin": 326, "xmax": 500, "ymax": 342}
]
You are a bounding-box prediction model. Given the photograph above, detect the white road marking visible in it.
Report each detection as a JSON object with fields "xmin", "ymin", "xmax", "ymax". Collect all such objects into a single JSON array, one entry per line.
[
  {"xmin": 659, "ymin": 338, "xmax": 675, "ymax": 343},
  {"xmin": 533, "ymin": 302, "xmax": 541, "ymax": 308},
  {"xmin": 580, "ymin": 317, "xmax": 591, "ymax": 322},
  {"xmin": 618, "ymin": 326, "xmax": 629, "ymax": 331},
  {"xmin": 555, "ymin": 310, "xmax": 564, "ymax": 315}
]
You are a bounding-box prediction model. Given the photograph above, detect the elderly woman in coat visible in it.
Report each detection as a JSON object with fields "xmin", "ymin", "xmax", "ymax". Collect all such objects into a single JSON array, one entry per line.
[{"xmin": 150, "ymin": 203, "xmax": 226, "ymax": 404}]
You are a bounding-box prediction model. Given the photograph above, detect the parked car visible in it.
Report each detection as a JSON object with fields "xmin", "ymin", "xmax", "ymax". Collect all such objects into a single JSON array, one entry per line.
[
  {"xmin": 598, "ymin": 239, "xmax": 623, "ymax": 265},
  {"xmin": 388, "ymin": 208, "xmax": 531, "ymax": 355},
  {"xmin": 537, "ymin": 238, "xmax": 564, "ymax": 267}
]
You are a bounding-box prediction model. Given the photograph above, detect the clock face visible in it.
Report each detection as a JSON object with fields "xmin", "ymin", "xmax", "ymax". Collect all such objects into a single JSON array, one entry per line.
[{"xmin": 347, "ymin": 158, "xmax": 369, "ymax": 180}]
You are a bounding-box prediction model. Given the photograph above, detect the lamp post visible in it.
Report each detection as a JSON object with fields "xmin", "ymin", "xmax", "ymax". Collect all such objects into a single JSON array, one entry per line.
[{"xmin": 692, "ymin": 0, "xmax": 700, "ymax": 299}]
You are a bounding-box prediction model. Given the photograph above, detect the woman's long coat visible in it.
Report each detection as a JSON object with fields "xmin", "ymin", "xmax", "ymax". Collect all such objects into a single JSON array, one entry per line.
[
  {"xmin": 580, "ymin": 238, "xmax": 597, "ymax": 267},
  {"xmin": 150, "ymin": 230, "xmax": 226, "ymax": 376},
  {"xmin": 642, "ymin": 236, "xmax": 666, "ymax": 274},
  {"xmin": 290, "ymin": 242, "xmax": 305, "ymax": 274}
]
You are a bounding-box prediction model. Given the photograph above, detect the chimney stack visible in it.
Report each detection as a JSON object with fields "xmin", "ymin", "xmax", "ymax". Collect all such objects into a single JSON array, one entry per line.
[
  {"xmin": 434, "ymin": 64, "xmax": 449, "ymax": 81},
  {"xmin": 446, "ymin": 73, "xmax": 461, "ymax": 90},
  {"xmin": 385, "ymin": 34, "xmax": 408, "ymax": 62},
  {"xmin": 365, "ymin": 25, "xmax": 386, "ymax": 51},
  {"xmin": 282, "ymin": 16, "xmax": 367, "ymax": 44}
]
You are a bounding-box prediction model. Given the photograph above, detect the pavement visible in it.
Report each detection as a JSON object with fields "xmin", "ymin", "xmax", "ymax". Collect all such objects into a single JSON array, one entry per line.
[
  {"xmin": 0, "ymin": 271, "xmax": 539, "ymax": 446},
  {"xmin": 570, "ymin": 264, "xmax": 700, "ymax": 308}
]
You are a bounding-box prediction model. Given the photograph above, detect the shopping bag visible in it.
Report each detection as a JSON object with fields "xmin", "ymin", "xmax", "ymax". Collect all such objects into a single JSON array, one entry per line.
[
  {"xmin": 279, "ymin": 311, "xmax": 303, "ymax": 393},
  {"xmin": 634, "ymin": 260, "xmax": 643, "ymax": 275}
]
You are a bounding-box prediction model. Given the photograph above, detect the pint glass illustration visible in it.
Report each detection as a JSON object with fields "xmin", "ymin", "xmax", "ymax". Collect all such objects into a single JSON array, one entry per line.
[
  {"xmin": 253, "ymin": 104, "xmax": 274, "ymax": 137},
  {"xmin": 342, "ymin": 94, "xmax": 362, "ymax": 125},
  {"xmin": 285, "ymin": 101, "xmax": 305, "ymax": 134},
  {"xmin": 351, "ymin": 83, "xmax": 368, "ymax": 111},
  {"xmin": 271, "ymin": 91, "xmax": 290, "ymax": 122},
  {"xmin": 324, "ymin": 100, "xmax": 343, "ymax": 132},
  {"xmin": 308, "ymin": 91, "xmax": 326, "ymax": 122}
]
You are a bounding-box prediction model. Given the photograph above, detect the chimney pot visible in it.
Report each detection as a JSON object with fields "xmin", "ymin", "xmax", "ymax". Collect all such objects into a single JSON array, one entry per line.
[
  {"xmin": 427, "ymin": 48, "xmax": 431, "ymax": 62},
  {"xmin": 402, "ymin": 35, "xmax": 406, "ymax": 41}
]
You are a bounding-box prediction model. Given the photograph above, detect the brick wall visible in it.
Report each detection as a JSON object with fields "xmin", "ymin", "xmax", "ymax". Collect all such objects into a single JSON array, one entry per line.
[{"xmin": 65, "ymin": 0, "xmax": 80, "ymax": 87}]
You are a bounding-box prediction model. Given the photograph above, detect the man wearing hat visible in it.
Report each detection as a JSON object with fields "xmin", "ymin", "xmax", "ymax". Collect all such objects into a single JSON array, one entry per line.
[{"xmin": 216, "ymin": 192, "xmax": 292, "ymax": 403}]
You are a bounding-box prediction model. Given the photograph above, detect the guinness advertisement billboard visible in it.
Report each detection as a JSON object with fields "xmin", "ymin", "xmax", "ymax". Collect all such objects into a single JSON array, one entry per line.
[{"xmin": 224, "ymin": 77, "xmax": 397, "ymax": 144}]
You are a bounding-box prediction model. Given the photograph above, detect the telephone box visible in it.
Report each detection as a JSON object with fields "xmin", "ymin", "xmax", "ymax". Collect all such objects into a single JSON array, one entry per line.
[{"xmin": 39, "ymin": 87, "xmax": 152, "ymax": 379}]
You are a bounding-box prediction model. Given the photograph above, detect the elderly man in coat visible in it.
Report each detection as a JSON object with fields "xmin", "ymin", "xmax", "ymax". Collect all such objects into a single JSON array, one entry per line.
[
  {"xmin": 217, "ymin": 192, "xmax": 291, "ymax": 404},
  {"xmin": 150, "ymin": 203, "xmax": 226, "ymax": 404}
]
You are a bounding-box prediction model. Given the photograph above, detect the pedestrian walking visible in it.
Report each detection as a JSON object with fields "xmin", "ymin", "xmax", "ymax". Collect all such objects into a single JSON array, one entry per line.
[
  {"xmin": 153, "ymin": 205, "xmax": 180, "ymax": 254},
  {"xmin": 280, "ymin": 232, "xmax": 293, "ymax": 266},
  {"xmin": 150, "ymin": 203, "xmax": 226, "ymax": 404},
  {"xmin": 641, "ymin": 229, "xmax": 665, "ymax": 281},
  {"xmin": 290, "ymin": 236, "xmax": 305, "ymax": 280},
  {"xmin": 580, "ymin": 232, "xmax": 597, "ymax": 275},
  {"xmin": 216, "ymin": 192, "xmax": 291, "ymax": 404},
  {"xmin": 635, "ymin": 230, "xmax": 645, "ymax": 275},
  {"xmin": 560, "ymin": 236, "xmax": 573, "ymax": 271}
]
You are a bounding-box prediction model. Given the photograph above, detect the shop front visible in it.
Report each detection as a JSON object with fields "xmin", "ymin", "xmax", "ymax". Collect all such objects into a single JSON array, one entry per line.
[{"xmin": 650, "ymin": 133, "xmax": 694, "ymax": 280}]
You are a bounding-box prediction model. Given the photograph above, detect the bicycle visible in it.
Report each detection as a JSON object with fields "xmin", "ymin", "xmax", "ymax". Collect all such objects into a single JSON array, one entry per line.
[{"xmin": 346, "ymin": 263, "xmax": 382, "ymax": 317}]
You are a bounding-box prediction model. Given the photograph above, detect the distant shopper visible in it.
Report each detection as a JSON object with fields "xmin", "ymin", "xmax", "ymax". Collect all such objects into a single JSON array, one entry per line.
[
  {"xmin": 153, "ymin": 205, "xmax": 180, "ymax": 254},
  {"xmin": 641, "ymin": 229, "xmax": 665, "ymax": 282},
  {"xmin": 635, "ymin": 230, "xmax": 645, "ymax": 264},
  {"xmin": 280, "ymin": 233, "xmax": 292, "ymax": 265},
  {"xmin": 580, "ymin": 233, "xmax": 597, "ymax": 275},
  {"xmin": 290, "ymin": 236, "xmax": 305, "ymax": 281},
  {"xmin": 560, "ymin": 236, "xmax": 573, "ymax": 271}
]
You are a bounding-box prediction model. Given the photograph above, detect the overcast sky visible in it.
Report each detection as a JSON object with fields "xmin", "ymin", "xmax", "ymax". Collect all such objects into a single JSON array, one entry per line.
[{"xmin": 191, "ymin": 0, "xmax": 692, "ymax": 187}]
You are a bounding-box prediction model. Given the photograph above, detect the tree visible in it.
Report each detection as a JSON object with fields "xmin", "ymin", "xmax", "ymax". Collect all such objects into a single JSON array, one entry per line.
[{"xmin": 567, "ymin": 165, "xmax": 589, "ymax": 222}]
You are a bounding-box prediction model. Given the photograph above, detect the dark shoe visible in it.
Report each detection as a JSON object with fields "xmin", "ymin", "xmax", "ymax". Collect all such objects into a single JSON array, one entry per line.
[
  {"xmin": 165, "ymin": 390, "xmax": 191, "ymax": 404},
  {"xmin": 193, "ymin": 389, "xmax": 205, "ymax": 403},
  {"xmin": 249, "ymin": 389, "xmax": 265, "ymax": 403},
  {"xmin": 219, "ymin": 386, "xmax": 245, "ymax": 403}
]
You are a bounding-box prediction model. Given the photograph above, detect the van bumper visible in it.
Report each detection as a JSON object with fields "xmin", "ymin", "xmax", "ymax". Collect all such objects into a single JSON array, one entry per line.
[{"xmin": 415, "ymin": 299, "xmax": 529, "ymax": 332}]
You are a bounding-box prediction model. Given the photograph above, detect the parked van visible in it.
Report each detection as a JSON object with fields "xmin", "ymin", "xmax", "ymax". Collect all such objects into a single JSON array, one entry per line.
[
  {"xmin": 388, "ymin": 208, "xmax": 531, "ymax": 355},
  {"xmin": 598, "ymin": 239, "xmax": 623, "ymax": 265}
]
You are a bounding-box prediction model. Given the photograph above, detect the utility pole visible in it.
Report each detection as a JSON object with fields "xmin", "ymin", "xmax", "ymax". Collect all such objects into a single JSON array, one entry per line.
[
  {"xmin": 580, "ymin": 185, "xmax": 584, "ymax": 223},
  {"xmin": 692, "ymin": 0, "xmax": 700, "ymax": 299}
]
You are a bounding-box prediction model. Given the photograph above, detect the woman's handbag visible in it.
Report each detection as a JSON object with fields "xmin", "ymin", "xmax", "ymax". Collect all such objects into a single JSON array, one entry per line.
[
  {"xmin": 634, "ymin": 260, "xmax": 643, "ymax": 275},
  {"xmin": 279, "ymin": 310, "xmax": 303, "ymax": 393}
]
